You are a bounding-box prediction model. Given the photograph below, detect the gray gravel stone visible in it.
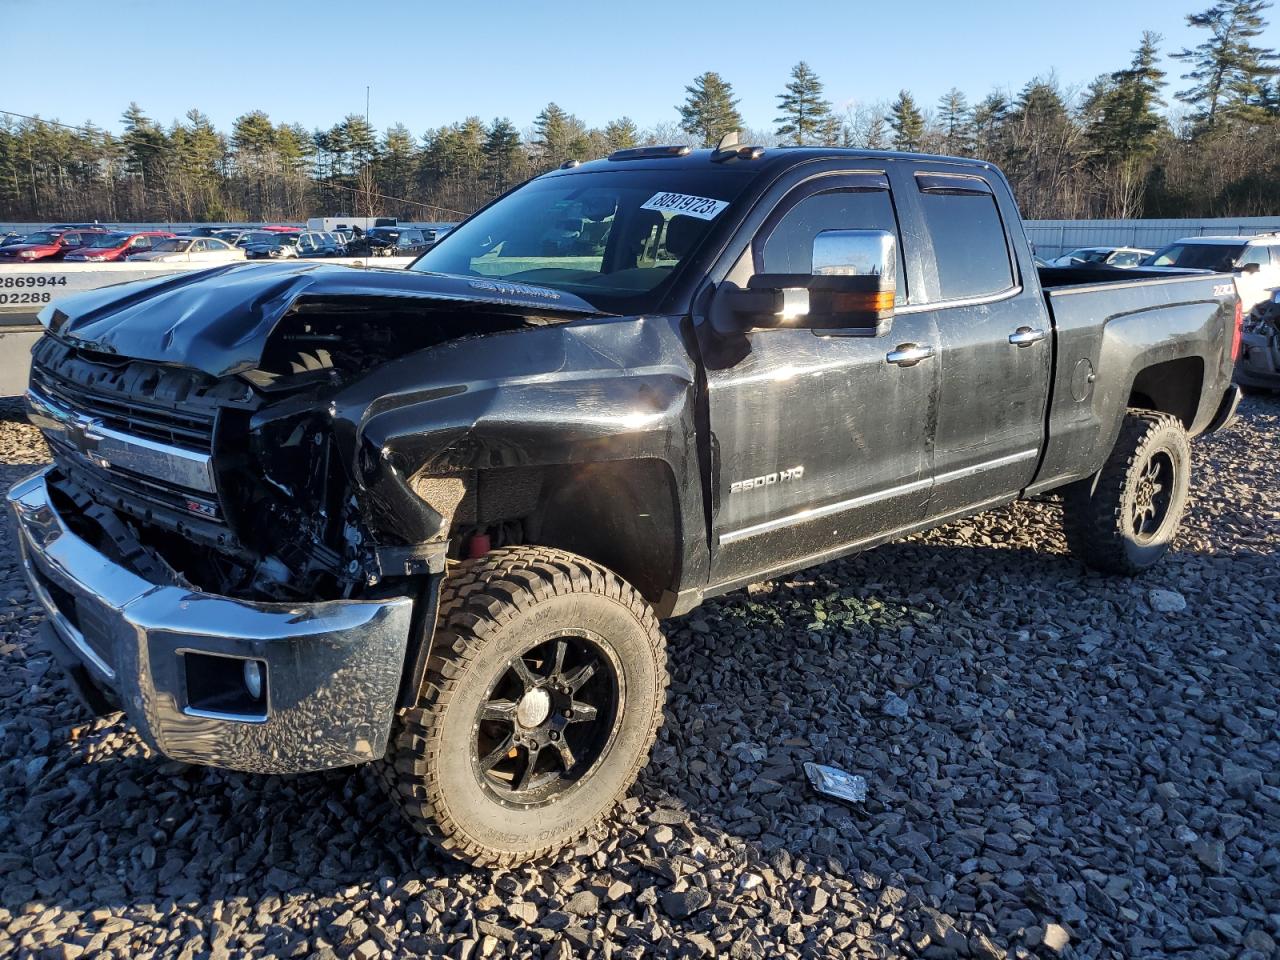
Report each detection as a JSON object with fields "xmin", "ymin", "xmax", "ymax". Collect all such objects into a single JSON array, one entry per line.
[
  {"xmin": 2, "ymin": 395, "xmax": 1279, "ymax": 959},
  {"xmin": 660, "ymin": 888, "xmax": 712, "ymax": 920}
]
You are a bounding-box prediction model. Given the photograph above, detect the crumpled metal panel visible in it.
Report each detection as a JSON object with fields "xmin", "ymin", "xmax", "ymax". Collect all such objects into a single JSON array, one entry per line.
[{"xmin": 37, "ymin": 263, "xmax": 603, "ymax": 378}]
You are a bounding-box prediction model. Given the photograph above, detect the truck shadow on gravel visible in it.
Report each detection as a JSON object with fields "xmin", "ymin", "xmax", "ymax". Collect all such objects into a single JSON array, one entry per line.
[{"xmin": 3, "ymin": 452, "xmax": 1277, "ymax": 956}]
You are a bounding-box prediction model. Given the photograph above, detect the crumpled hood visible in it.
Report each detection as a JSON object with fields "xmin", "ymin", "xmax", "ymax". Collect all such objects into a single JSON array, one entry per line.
[{"xmin": 38, "ymin": 261, "xmax": 603, "ymax": 378}]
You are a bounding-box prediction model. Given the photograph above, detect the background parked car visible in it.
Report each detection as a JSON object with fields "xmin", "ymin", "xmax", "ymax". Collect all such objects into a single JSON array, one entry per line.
[
  {"xmin": 0, "ymin": 228, "xmax": 107, "ymax": 263},
  {"xmin": 184, "ymin": 225, "xmax": 242, "ymax": 238},
  {"xmin": 126, "ymin": 236, "xmax": 245, "ymax": 264},
  {"xmin": 1051, "ymin": 246, "xmax": 1154, "ymax": 267},
  {"xmin": 294, "ymin": 231, "xmax": 342, "ymax": 257},
  {"xmin": 355, "ymin": 226, "xmax": 432, "ymax": 257},
  {"xmin": 63, "ymin": 231, "xmax": 174, "ymax": 263},
  {"xmin": 243, "ymin": 232, "xmax": 302, "ymax": 259},
  {"xmin": 212, "ymin": 227, "xmax": 255, "ymax": 245},
  {"xmin": 1143, "ymin": 234, "xmax": 1280, "ymax": 314},
  {"xmin": 0, "ymin": 233, "xmax": 25, "ymax": 247}
]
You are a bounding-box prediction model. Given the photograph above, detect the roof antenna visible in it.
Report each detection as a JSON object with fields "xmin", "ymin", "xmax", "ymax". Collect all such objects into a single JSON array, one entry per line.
[
  {"xmin": 715, "ymin": 130, "xmax": 740, "ymax": 152},
  {"xmin": 712, "ymin": 130, "xmax": 764, "ymax": 163}
]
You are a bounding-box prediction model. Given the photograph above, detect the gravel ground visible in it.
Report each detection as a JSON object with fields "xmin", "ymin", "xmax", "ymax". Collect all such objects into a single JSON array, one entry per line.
[{"xmin": 1, "ymin": 396, "xmax": 1277, "ymax": 960}]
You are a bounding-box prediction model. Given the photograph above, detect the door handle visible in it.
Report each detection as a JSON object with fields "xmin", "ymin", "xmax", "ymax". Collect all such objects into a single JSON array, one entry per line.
[
  {"xmin": 1009, "ymin": 326, "xmax": 1047, "ymax": 347},
  {"xmin": 886, "ymin": 343, "xmax": 934, "ymax": 367}
]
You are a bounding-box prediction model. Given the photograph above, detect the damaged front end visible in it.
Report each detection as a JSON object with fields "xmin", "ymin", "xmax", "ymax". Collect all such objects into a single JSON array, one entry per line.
[
  {"xmin": 1238, "ymin": 298, "xmax": 1280, "ymax": 390},
  {"xmin": 30, "ymin": 272, "xmax": 596, "ymax": 604},
  {"xmin": 14, "ymin": 266, "xmax": 605, "ymax": 771}
]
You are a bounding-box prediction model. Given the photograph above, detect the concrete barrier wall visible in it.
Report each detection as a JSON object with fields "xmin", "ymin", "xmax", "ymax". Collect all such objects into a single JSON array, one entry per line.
[{"xmin": 0, "ymin": 258, "xmax": 414, "ymax": 395}]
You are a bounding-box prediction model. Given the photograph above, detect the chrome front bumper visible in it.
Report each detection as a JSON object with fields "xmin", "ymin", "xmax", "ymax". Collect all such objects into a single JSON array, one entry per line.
[{"xmin": 8, "ymin": 467, "xmax": 415, "ymax": 773}]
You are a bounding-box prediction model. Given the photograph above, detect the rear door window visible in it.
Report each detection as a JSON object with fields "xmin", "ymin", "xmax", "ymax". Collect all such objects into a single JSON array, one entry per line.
[{"xmin": 915, "ymin": 174, "xmax": 1014, "ymax": 301}]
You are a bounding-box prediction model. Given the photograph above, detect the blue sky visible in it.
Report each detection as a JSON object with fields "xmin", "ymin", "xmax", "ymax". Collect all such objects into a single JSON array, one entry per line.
[{"xmin": 3, "ymin": 0, "xmax": 1277, "ymax": 136}]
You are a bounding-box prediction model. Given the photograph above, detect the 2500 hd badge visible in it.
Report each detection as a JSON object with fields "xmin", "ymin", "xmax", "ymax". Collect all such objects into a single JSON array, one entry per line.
[{"xmin": 731, "ymin": 465, "xmax": 805, "ymax": 493}]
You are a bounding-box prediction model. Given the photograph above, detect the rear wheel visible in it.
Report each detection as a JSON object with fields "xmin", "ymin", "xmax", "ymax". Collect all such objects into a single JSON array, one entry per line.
[
  {"xmin": 1062, "ymin": 410, "xmax": 1191, "ymax": 575},
  {"xmin": 381, "ymin": 547, "xmax": 667, "ymax": 867}
]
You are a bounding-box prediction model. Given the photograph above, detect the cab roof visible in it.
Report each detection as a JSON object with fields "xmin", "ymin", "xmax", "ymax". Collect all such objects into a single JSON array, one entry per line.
[
  {"xmin": 541, "ymin": 146, "xmax": 996, "ymax": 180},
  {"xmin": 1174, "ymin": 235, "xmax": 1277, "ymax": 244}
]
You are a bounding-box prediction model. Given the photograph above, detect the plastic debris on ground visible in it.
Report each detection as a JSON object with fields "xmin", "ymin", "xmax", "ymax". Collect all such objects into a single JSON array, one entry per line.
[{"xmin": 803, "ymin": 761, "xmax": 867, "ymax": 805}]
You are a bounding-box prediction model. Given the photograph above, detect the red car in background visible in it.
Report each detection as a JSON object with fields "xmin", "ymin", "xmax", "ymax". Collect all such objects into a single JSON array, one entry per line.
[
  {"xmin": 63, "ymin": 231, "xmax": 175, "ymax": 263},
  {"xmin": 0, "ymin": 228, "xmax": 108, "ymax": 263}
]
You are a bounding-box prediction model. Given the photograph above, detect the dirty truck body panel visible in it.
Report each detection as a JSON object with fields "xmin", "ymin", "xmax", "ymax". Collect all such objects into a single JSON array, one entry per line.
[{"xmin": 10, "ymin": 148, "xmax": 1239, "ymax": 774}]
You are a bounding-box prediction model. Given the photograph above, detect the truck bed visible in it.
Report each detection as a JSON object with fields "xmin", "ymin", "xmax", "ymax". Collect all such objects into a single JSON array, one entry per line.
[
  {"xmin": 1036, "ymin": 264, "xmax": 1210, "ymax": 288},
  {"xmin": 1029, "ymin": 268, "xmax": 1236, "ymax": 495}
]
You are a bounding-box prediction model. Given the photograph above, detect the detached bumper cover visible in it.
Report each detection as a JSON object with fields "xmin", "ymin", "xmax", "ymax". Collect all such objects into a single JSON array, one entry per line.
[
  {"xmin": 1236, "ymin": 331, "xmax": 1280, "ymax": 388},
  {"xmin": 8, "ymin": 467, "xmax": 415, "ymax": 773}
]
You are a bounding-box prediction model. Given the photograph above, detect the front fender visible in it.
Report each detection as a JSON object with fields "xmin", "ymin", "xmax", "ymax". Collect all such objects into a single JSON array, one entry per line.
[{"xmin": 329, "ymin": 314, "xmax": 705, "ymax": 583}]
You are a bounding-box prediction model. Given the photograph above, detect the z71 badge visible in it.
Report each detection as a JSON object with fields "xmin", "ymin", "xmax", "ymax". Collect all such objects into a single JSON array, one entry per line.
[{"xmin": 730, "ymin": 466, "xmax": 804, "ymax": 494}]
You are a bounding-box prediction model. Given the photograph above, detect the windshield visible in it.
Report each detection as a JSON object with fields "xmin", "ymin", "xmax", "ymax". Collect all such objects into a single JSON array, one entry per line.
[
  {"xmin": 86, "ymin": 233, "xmax": 130, "ymax": 248},
  {"xmin": 1065, "ymin": 248, "xmax": 1110, "ymax": 263},
  {"xmin": 24, "ymin": 232, "xmax": 57, "ymax": 244},
  {"xmin": 412, "ymin": 168, "xmax": 752, "ymax": 312},
  {"xmin": 151, "ymin": 239, "xmax": 190, "ymax": 252},
  {"xmin": 1145, "ymin": 242, "xmax": 1245, "ymax": 271}
]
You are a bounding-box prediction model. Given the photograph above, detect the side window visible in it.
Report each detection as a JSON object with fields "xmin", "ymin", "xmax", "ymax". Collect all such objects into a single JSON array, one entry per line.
[
  {"xmin": 192, "ymin": 239, "xmax": 208, "ymax": 252},
  {"xmin": 1239, "ymin": 245, "xmax": 1271, "ymax": 268},
  {"xmin": 1111, "ymin": 251, "xmax": 1139, "ymax": 267},
  {"xmin": 915, "ymin": 174, "xmax": 1015, "ymax": 301},
  {"xmin": 757, "ymin": 181, "xmax": 905, "ymax": 301}
]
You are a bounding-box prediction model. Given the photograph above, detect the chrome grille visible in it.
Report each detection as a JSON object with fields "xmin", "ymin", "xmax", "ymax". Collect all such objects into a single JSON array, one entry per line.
[{"xmin": 30, "ymin": 364, "xmax": 215, "ymax": 452}]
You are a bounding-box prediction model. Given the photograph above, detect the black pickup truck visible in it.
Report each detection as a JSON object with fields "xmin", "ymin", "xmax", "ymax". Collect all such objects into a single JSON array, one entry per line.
[{"xmin": 10, "ymin": 144, "xmax": 1242, "ymax": 866}]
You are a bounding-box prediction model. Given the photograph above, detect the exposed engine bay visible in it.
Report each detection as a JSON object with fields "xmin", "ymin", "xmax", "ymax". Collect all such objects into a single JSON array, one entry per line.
[{"xmin": 32, "ymin": 296, "xmax": 557, "ymax": 603}]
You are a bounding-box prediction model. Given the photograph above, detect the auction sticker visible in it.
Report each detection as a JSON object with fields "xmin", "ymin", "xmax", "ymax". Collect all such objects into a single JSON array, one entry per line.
[{"xmin": 641, "ymin": 192, "xmax": 729, "ymax": 220}]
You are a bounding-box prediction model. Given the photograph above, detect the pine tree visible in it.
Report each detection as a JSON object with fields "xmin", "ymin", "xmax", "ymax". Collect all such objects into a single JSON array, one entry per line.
[
  {"xmin": 887, "ymin": 91, "xmax": 925, "ymax": 151},
  {"xmin": 972, "ymin": 91, "xmax": 1010, "ymax": 157},
  {"xmin": 1173, "ymin": 0, "xmax": 1279, "ymax": 129},
  {"xmin": 775, "ymin": 62, "xmax": 836, "ymax": 146},
  {"xmin": 341, "ymin": 114, "xmax": 379, "ymax": 169},
  {"xmin": 482, "ymin": 118, "xmax": 523, "ymax": 191},
  {"xmin": 1090, "ymin": 33, "xmax": 1167, "ymax": 161},
  {"xmin": 603, "ymin": 117, "xmax": 639, "ymax": 151},
  {"xmin": 936, "ymin": 88, "xmax": 973, "ymax": 154},
  {"xmin": 120, "ymin": 103, "xmax": 166, "ymax": 184},
  {"xmin": 534, "ymin": 102, "xmax": 589, "ymax": 166},
  {"xmin": 678, "ymin": 72, "xmax": 743, "ymax": 146}
]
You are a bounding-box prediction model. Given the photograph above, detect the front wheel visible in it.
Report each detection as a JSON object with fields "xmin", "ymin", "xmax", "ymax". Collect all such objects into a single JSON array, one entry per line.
[
  {"xmin": 1062, "ymin": 410, "xmax": 1192, "ymax": 575},
  {"xmin": 382, "ymin": 547, "xmax": 668, "ymax": 867}
]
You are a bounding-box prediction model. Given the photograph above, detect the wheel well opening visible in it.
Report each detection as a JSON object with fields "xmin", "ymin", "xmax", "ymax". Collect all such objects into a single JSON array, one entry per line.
[
  {"xmin": 530, "ymin": 459, "xmax": 682, "ymax": 604},
  {"xmin": 428, "ymin": 459, "xmax": 683, "ymax": 605},
  {"xmin": 1128, "ymin": 357, "xmax": 1204, "ymax": 429}
]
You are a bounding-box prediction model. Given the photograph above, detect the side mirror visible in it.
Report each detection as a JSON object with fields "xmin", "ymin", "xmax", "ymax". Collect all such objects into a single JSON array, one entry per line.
[
  {"xmin": 1239, "ymin": 262, "xmax": 1261, "ymax": 275},
  {"xmin": 711, "ymin": 229, "xmax": 897, "ymax": 336}
]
